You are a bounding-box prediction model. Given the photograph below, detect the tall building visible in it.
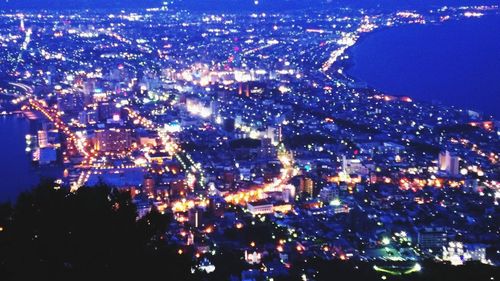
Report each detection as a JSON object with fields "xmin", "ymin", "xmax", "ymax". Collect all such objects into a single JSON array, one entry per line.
[
  {"xmin": 438, "ymin": 151, "xmax": 460, "ymax": 176},
  {"xmin": 37, "ymin": 130, "xmax": 48, "ymax": 148},
  {"xmin": 319, "ymin": 185, "xmax": 339, "ymax": 204},
  {"xmin": 260, "ymin": 138, "xmax": 276, "ymax": 158},
  {"xmin": 143, "ymin": 174, "xmax": 155, "ymax": 197},
  {"xmin": 299, "ymin": 177, "xmax": 314, "ymax": 196},
  {"xmin": 448, "ymin": 156, "xmax": 460, "ymax": 176},
  {"xmin": 438, "ymin": 151, "xmax": 450, "ymax": 170},
  {"xmin": 264, "ymin": 127, "xmax": 277, "ymax": 144},
  {"xmin": 282, "ymin": 184, "xmax": 296, "ymax": 203},
  {"xmin": 82, "ymin": 80, "xmax": 96, "ymax": 104},
  {"xmin": 94, "ymin": 128, "xmax": 132, "ymax": 153}
]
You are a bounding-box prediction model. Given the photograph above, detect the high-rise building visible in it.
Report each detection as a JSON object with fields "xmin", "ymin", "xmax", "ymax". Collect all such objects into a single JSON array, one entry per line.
[
  {"xmin": 438, "ymin": 151, "xmax": 460, "ymax": 176},
  {"xmin": 37, "ymin": 130, "xmax": 48, "ymax": 148},
  {"xmin": 438, "ymin": 151, "xmax": 450, "ymax": 171},
  {"xmin": 260, "ymin": 138, "xmax": 276, "ymax": 158},
  {"xmin": 448, "ymin": 156, "xmax": 460, "ymax": 176},
  {"xmin": 319, "ymin": 185, "xmax": 339, "ymax": 204},
  {"xmin": 282, "ymin": 184, "xmax": 296, "ymax": 203},
  {"xmin": 264, "ymin": 127, "xmax": 277, "ymax": 144},
  {"xmin": 299, "ymin": 177, "xmax": 314, "ymax": 196},
  {"xmin": 82, "ymin": 80, "xmax": 96, "ymax": 104},
  {"xmin": 94, "ymin": 128, "xmax": 132, "ymax": 152},
  {"xmin": 143, "ymin": 174, "xmax": 155, "ymax": 197}
]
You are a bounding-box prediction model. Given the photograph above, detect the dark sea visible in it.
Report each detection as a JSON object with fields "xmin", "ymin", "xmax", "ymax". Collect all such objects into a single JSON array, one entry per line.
[
  {"xmin": 347, "ymin": 15, "xmax": 500, "ymax": 118},
  {"xmin": 0, "ymin": 116, "xmax": 61, "ymax": 203}
]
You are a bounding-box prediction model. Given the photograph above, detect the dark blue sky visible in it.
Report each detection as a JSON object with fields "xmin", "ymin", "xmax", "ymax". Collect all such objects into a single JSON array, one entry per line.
[{"xmin": 0, "ymin": 0, "xmax": 498, "ymax": 11}]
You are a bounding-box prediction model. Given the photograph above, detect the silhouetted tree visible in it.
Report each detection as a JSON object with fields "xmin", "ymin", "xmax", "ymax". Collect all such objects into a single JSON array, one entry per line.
[{"xmin": 0, "ymin": 183, "xmax": 191, "ymax": 281}]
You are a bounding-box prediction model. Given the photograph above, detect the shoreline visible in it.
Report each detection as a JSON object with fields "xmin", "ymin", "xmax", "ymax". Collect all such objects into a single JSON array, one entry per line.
[
  {"xmin": 334, "ymin": 16, "xmax": 499, "ymax": 120},
  {"xmin": 0, "ymin": 114, "xmax": 64, "ymax": 203}
]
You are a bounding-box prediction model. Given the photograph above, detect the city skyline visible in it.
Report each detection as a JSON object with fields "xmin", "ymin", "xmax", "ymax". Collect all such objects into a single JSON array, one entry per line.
[{"xmin": 0, "ymin": 1, "xmax": 498, "ymax": 280}]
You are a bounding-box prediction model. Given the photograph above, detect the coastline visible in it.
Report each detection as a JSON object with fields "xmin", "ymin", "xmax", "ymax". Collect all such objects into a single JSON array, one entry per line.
[
  {"xmin": 336, "ymin": 16, "xmax": 500, "ymax": 120},
  {"xmin": 0, "ymin": 114, "xmax": 63, "ymax": 203}
]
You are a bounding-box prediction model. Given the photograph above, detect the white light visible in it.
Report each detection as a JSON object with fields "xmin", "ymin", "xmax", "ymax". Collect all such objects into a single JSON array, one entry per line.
[{"xmin": 414, "ymin": 263, "xmax": 422, "ymax": 272}]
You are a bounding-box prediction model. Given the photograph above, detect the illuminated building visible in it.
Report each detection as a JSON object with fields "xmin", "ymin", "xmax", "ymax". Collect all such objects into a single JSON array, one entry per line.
[
  {"xmin": 244, "ymin": 250, "xmax": 262, "ymax": 264},
  {"xmin": 438, "ymin": 151, "xmax": 460, "ymax": 176},
  {"xmin": 94, "ymin": 127, "xmax": 132, "ymax": 152},
  {"xmin": 417, "ymin": 227, "xmax": 447, "ymax": 250},
  {"xmin": 299, "ymin": 177, "xmax": 314, "ymax": 196},
  {"xmin": 143, "ymin": 174, "xmax": 155, "ymax": 196},
  {"xmin": 37, "ymin": 129, "xmax": 48, "ymax": 148},
  {"xmin": 247, "ymin": 200, "xmax": 274, "ymax": 215},
  {"xmin": 82, "ymin": 80, "xmax": 95, "ymax": 98},
  {"xmin": 147, "ymin": 151, "xmax": 171, "ymax": 165},
  {"xmin": 272, "ymin": 203, "xmax": 292, "ymax": 213},
  {"xmin": 282, "ymin": 184, "xmax": 296, "ymax": 203},
  {"xmin": 319, "ymin": 184, "xmax": 339, "ymax": 204},
  {"xmin": 332, "ymin": 204, "xmax": 350, "ymax": 214},
  {"xmin": 438, "ymin": 150, "xmax": 450, "ymax": 171},
  {"xmin": 260, "ymin": 138, "xmax": 276, "ymax": 158},
  {"xmin": 135, "ymin": 202, "xmax": 152, "ymax": 219},
  {"xmin": 342, "ymin": 155, "xmax": 369, "ymax": 175},
  {"xmin": 442, "ymin": 242, "xmax": 488, "ymax": 266},
  {"xmin": 187, "ymin": 231, "xmax": 194, "ymax": 245}
]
